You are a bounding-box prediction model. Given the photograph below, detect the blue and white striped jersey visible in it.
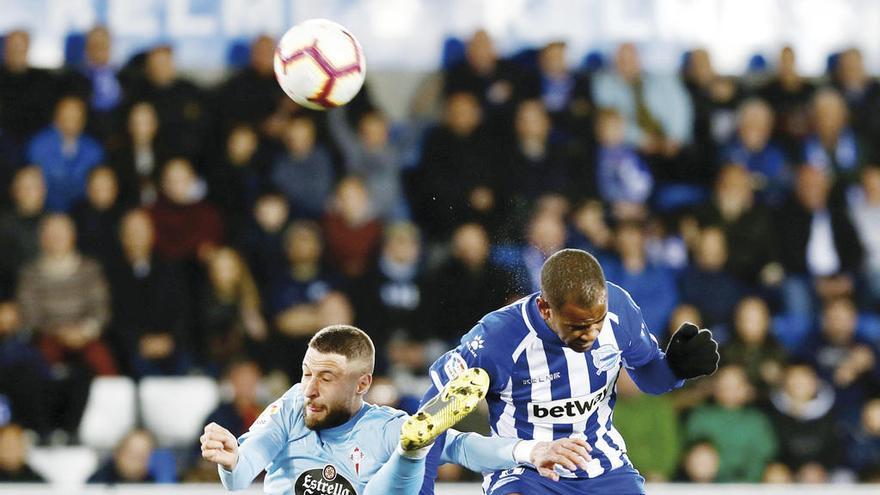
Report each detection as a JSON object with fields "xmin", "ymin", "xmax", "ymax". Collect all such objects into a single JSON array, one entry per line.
[{"xmin": 424, "ymin": 282, "xmax": 683, "ymax": 481}]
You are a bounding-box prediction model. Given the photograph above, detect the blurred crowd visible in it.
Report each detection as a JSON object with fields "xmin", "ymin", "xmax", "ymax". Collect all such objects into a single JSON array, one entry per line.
[{"xmin": 1, "ymin": 25, "xmax": 880, "ymax": 484}]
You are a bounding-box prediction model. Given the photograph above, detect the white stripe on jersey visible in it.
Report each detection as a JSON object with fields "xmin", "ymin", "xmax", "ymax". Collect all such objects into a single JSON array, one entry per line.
[
  {"xmin": 519, "ymin": 302, "xmax": 554, "ymax": 441},
  {"xmin": 601, "ymin": 312, "xmax": 629, "ymax": 456},
  {"xmin": 592, "ymin": 315, "xmax": 625, "ymax": 470},
  {"xmin": 494, "ymin": 377, "xmax": 518, "ymax": 438},
  {"xmin": 563, "ymin": 346, "xmax": 605, "ymax": 478}
]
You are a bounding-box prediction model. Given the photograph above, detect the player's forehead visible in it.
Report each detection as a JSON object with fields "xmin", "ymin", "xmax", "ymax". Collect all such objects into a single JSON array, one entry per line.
[
  {"xmin": 302, "ymin": 348, "xmax": 349, "ymax": 372},
  {"xmin": 558, "ymin": 299, "xmax": 607, "ymax": 324}
]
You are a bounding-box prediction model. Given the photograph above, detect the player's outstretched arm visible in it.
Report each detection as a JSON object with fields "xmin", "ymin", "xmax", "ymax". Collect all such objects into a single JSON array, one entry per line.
[{"xmin": 440, "ymin": 430, "xmax": 591, "ymax": 481}]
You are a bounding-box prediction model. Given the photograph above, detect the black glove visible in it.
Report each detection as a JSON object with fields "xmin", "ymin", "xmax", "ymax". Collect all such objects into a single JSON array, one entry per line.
[{"xmin": 665, "ymin": 322, "xmax": 720, "ymax": 379}]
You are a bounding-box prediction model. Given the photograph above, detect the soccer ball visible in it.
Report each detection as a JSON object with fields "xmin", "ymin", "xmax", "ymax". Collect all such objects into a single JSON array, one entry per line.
[{"xmin": 273, "ymin": 19, "xmax": 366, "ymax": 110}]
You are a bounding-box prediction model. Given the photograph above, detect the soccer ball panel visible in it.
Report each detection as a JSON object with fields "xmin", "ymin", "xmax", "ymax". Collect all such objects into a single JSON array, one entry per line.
[{"xmin": 274, "ymin": 18, "xmax": 366, "ymax": 110}]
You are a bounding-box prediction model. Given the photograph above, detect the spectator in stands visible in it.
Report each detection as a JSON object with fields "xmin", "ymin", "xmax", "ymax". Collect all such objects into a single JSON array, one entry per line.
[
  {"xmin": 803, "ymin": 297, "xmax": 878, "ymax": 428},
  {"xmin": 109, "ymin": 102, "xmax": 169, "ymax": 205},
  {"xmin": 199, "ymin": 247, "xmax": 267, "ymax": 370},
  {"xmin": 203, "ymin": 358, "xmax": 265, "ymax": 438},
  {"xmin": 125, "ymin": 45, "xmax": 207, "ymax": 159},
  {"xmin": 0, "ymin": 423, "xmax": 44, "ymax": 482},
  {"xmin": 271, "ymin": 116, "xmax": 335, "ymax": 218},
  {"xmin": 236, "ymin": 191, "xmax": 290, "ymax": 294},
  {"xmin": 804, "ymin": 88, "xmax": 868, "ymax": 189},
  {"xmin": 530, "ymin": 41, "xmax": 593, "ymax": 133},
  {"xmin": 501, "ymin": 100, "xmax": 571, "ymax": 209},
  {"xmin": 76, "ymin": 26, "xmax": 122, "ymax": 140},
  {"xmin": 443, "ymin": 29, "xmax": 525, "ymax": 114},
  {"xmin": 327, "ymin": 107, "xmax": 405, "ymax": 220},
  {"xmin": 685, "ymin": 364, "xmax": 777, "ymax": 482},
  {"xmin": 17, "ymin": 214, "xmax": 114, "ymax": 436},
  {"xmin": 567, "ymin": 199, "xmax": 614, "ymax": 255},
  {"xmin": 614, "ymin": 368, "xmax": 680, "ymax": 481},
  {"xmin": 720, "ymin": 98, "xmax": 789, "ymax": 204},
  {"xmin": 351, "ymin": 222, "xmax": 426, "ymax": 373},
  {"xmin": 680, "ymin": 226, "xmax": 744, "ymax": 327},
  {"xmin": 695, "ymin": 164, "xmax": 779, "ymax": 287},
  {"xmin": 427, "ymin": 222, "xmax": 518, "ymax": 344},
  {"xmin": 721, "ymin": 297, "xmax": 787, "ymax": 397},
  {"xmin": 17, "ymin": 214, "xmax": 115, "ymax": 375},
  {"xmin": 150, "ymin": 158, "xmax": 224, "ymax": 263},
  {"xmin": 214, "ymin": 35, "xmax": 282, "ymax": 137},
  {"xmin": 682, "ymin": 48, "xmax": 741, "ymax": 165},
  {"xmin": 592, "ymin": 43, "xmax": 693, "ymax": 165},
  {"xmin": 88, "ymin": 429, "xmax": 157, "ymax": 484},
  {"xmin": 0, "ymin": 30, "xmax": 57, "ymax": 148},
  {"xmin": 27, "ymin": 96, "xmax": 104, "ymax": 211},
  {"xmin": 759, "ymin": 46, "xmax": 815, "ymax": 160},
  {"xmin": 207, "ymin": 124, "xmax": 268, "ymax": 237},
  {"xmin": 677, "ymin": 440, "xmax": 720, "ymax": 483},
  {"xmin": 594, "ymin": 107, "xmax": 653, "ymax": 220},
  {"xmin": 831, "ymin": 48, "xmax": 880, "ymax": 142},
  {"xmin": 411, "ymin": 92, "xmax": 501, "ymax": 240},
  {"xmin": 322, "ymin": 176, "xmax": 383, "ymax": 279},
  {"xmin": 269, "ymin": 221, "xmax": 351, "ymax": 378},
  {"xmin": 605, "ymin": 221, "xmax": 678, "ymax": 337},
  {"xmin": 777, "ymin": 166, "xmax": 863, "ymax": 316},
  {"xmin": 71, "ymin": 166, "xmax": 127, "ymax": 264},
  {"xmin": 845, "ymin": 398, "xmax": 880, "ymax": 478},
  {"xmin": 769, "ymin": 362, "xmax": 840, "ymax": 473},
  {"xmin": 105, "ymin": 209, "xmax": 191, "ymax": 378},
  {"xmin": 519, "ymin": 211, "xmax": 566, "ymax": 292},
  {"xmin": 0, "ymin": 301, "xmax": 50, "ymax": 435},
  {"xmin": 848, "ymin": 164, "xmax": 880, "ymax": 308},
  {"xmin": 0, "ymin": 166, "xmax": 47, "ymax": 298}
]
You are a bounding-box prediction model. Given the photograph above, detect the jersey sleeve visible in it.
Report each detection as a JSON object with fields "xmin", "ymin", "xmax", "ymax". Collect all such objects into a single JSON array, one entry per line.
[
  {"xmin": 617, "ymin": 289, "xmax": 661, "ymax": 369},
  {"xmin": 616, "ymin": 288, "xmax": 685, "ymax": 394},
  {"xmin": 439, "ymin": 429, "xmax": 520, "ymax": 472},
  {"xmin": 218, "ymin": 391, "xmax": 296, "ymax": 490},
  {"xmin": 424, "ymin": 322, "xmax": 504, "ymax": 401}
]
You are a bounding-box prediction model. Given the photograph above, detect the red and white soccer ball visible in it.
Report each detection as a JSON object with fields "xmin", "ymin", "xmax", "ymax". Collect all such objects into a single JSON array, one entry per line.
[{"xmin": 273, "ymin": 19, "xmax": 366, "ymax": 110}]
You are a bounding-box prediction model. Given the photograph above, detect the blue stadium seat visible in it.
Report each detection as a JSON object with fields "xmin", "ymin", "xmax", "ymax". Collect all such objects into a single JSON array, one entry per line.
[
  {"xmin": 64, "ymin": 32, "xmax": 87, "ymax": 67},
  {"xmin": 826, "ymin": 51, "xmax": 841, "ymax": 75},
  {"xmin": 510, "ymin": 47, "xmax": 539, "ymax": 71},
  {"xmin": 772, "ymin": 312, "xmax": 814, "ymax": 353},
  {"xmin": 582, "ymin": 50, "xmax": 606, "ymax": 73},
  {"xmin": 227, "ymin": 39, "xmax": 251, "ymax": 68},
  {"xmin": 440, "ymin": 36, "xmax": 465, "ymax": 70},
  {"xmin": 747, "ymin": 54, "xmax": 768, "ymax": 74},
  {"xmin": 652, "ymin": 184, "xmax": 710, "ymax": 213}
]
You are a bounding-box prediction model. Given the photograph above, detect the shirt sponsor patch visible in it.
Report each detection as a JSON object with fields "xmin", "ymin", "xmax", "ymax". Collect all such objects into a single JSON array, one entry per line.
[{"xmin": 527, "ymin": 385, "xmax": 612, "ymax": 425}]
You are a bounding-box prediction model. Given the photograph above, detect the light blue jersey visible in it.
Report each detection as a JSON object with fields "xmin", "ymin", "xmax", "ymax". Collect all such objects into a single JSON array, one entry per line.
[{"xmin": 219, "ymin": 383, "xmax": 524, "ymax": 494}]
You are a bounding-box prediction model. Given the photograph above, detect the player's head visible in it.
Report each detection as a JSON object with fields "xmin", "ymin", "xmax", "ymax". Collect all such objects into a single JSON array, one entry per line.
[
  {"xmin": 536, "ymin": 249, "xmax": 607, "ymax": 353},
  {"xmin": 302, "ymin": 325, "xmax": 375, "ymax": 430}
]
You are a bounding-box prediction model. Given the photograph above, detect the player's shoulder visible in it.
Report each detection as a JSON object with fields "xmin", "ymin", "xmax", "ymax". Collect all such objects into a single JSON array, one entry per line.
[
  {"xmin": 605, "ymin": 281, "xmax": 640, "ymax": 315},
  {"xmin": 474, "ymin": 294, "xmax": 534, "ymax": 341},
  {"xmin": 361, "ymin": 402, "xmax": 408, "ymax": 424}
]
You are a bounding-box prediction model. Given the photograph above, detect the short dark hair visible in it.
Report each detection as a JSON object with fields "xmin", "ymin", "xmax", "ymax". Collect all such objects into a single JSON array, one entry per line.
[
  {"xmin": 540, "ymin": 249, "xmax": 606, "ymax": 309},
  {"xmin": 308, "ymin": 325, "xmax": 375, "ymax": 373}
]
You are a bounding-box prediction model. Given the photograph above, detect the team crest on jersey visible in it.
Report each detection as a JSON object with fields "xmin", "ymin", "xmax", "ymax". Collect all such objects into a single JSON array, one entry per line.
[
  {"xmin": 465, "ymin": 335, "xmax": 484, "ymax": 356},
  {"xmin": 294, "ymin": 464, "xmax": 355, "ymax": 495},
  {"xmin": 349, "ymin": 446, "xmax": 366, "ymax": 476},
  {"xmin": 592, "ymin": 344, "xmax": 622, "ymax": 374}
]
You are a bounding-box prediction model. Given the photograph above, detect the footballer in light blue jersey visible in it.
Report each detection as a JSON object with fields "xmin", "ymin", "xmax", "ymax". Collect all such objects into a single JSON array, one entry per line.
[
  {"xmin": 201, "ymin": 325, "xmax": 592, "ymax": 495},
  {"xmin": 418, "ymin": 249, "xmax": 719, "ymax": 495}
]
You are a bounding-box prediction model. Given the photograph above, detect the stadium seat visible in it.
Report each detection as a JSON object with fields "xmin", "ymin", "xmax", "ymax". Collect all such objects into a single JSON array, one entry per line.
[
  {"xmin": 440, "ymin": 36, "xmax": 465, "ymax": 69},
  {"xmin": 78, "ymin": 376, "xmax": 137, "ymax": 450},
  {"xmin": 139, "ymin": 376, "xmax": 220, "ymax": 447},
  {"xmin": 227, "ymin": 39, "xmax": 251, "ymax": 68},
  {"xmin": 28, "ymin": 446, "xmax": 99, "ymax": 485},
  {"xmin": 582, "ymin": 50, "xmax": 607, "ymax": 72},
  {"xmin": 64, "ymin": 32, "xmax": 86, "ymax": 66}
]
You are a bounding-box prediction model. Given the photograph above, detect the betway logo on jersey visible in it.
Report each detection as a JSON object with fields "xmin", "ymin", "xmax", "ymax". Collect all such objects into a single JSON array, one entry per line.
[{"xmin": 527, "ymin": 385, "xmax": 612, "ymax": 424}]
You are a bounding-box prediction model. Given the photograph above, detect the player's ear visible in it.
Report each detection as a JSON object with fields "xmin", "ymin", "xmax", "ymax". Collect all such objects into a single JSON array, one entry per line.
[
  {"xmin": 536, "ymin": 296, "xmax": 552, "ymax": 320},
  {"xmin": 355, "ymin": 373, "xmax": 372, "ymax": 396}
]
